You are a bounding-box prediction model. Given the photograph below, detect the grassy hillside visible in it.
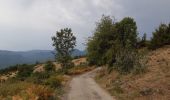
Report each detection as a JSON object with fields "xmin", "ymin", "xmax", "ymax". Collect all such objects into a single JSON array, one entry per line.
[
  {"xmin": 95, "ymin": 45, "xmax": 170, "ymax": 100},
  {"xmin": 0, "ymin": 57, "xmax": 93, "ymax": 100}
]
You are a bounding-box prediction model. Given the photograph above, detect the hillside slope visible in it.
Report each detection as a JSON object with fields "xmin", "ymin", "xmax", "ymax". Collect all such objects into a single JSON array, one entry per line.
[{"xmin": 96, "ymin": 46, "xmax": 170, "ymax": 100}]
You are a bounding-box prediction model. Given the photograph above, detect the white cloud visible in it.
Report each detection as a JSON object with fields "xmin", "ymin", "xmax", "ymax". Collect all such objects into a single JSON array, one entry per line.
[{"xmin": 0, "ymin": 0, "xmax": 170, "ymax": 50}]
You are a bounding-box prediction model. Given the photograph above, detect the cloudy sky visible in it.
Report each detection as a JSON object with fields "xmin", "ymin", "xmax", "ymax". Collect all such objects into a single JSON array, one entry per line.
[{"xmin": 0, "ymin": 0, "xmax": 170, "ymax": 51}]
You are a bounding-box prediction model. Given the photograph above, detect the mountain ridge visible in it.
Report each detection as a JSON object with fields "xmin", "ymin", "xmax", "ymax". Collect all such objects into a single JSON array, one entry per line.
[{"xmin": 0, "ymin": 49, "xmax": 86, "ymax": 69}]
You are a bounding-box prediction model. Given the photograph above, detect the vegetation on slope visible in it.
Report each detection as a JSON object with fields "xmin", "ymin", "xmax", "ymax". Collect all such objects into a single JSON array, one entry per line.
[
  {"xmin": 0, "ymin": 56, "xmax": 92, "ymax": 100},
  {"xmin": 0, "ymin": 27, "xmax": 90, "ymax": 100},
  {"xmin": 86, "ymin": 15, "xmax": 170, "ymax": 100},
  {"xmin": 87, "ymin": 15, "xmax": 145, "ymax": 74},
  {"xmin": 96, "ymin": 46, "xmax": 170, "ymax": 100}
]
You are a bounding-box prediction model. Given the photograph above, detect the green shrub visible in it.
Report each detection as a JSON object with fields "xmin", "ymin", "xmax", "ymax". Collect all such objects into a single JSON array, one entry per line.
[
  {"xmin": 31, "ymin": 72, "xmax": 50, "ymax": 84},
  {"xmin": 149, "ymin": 23, "xmax": 170, "ymax": 50},
  {"xmin": 44, "ymin": 61, "xmax": 55, "ymax": 72},
  {"xmin": 45, "ymin": 76, "xmax": 64, "ymax": 88},
  {"xmin": 17, "ymin": 64, "xmax": 34, "ymax": 78},
  {"xmin": 32, "ymin": 72, "xmax": 50, "ymax": 79},
  {"xmin": 0, "ymin": 65, "xmax": 18, "ymax": 75},
  {"xmin": 87, "ymin": 15, "xmax": 115, "ymax": 66},
  {"xmin": 59, "ymin": 62, "xmax": 75, "ymax": 74}
]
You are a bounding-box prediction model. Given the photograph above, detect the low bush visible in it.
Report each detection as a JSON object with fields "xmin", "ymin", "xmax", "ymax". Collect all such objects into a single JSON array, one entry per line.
[
  {"xmin": 45, "ymin": 75, "xmax": 64, "ymax": 88},
  {"xmin": 113, "ymin": 47, "xmax": 146, "ymax": 74},
  {"xmin": 31, "ymin": 72, "xmax": 50, "ymax": 84},
  {"xmin": 17, "ymin": 64, "xmax": 34, "ymax": 79},
  {"xmin": 44, "ymin": 61, "xmax": 56, "ymax": 72},
  {"xmin": 58, "ymin": 62, "xmax": 75, "ymax": 74},
  {"xmin": 0, "ymin": 65, "xmax": 18, "ymax": 75},
  {"xmin": 32, "ymin": 72, "xmax": 50, "ymax": 79}
]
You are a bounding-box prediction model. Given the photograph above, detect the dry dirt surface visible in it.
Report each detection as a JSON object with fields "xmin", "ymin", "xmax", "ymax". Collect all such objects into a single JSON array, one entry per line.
[
  {"xmin": 66, "ymin": 68, "xmax": 115, "ymax": 100},
  {"xmin": 72, "ymin": 57, "xmax": 87, "ymax": 66}
]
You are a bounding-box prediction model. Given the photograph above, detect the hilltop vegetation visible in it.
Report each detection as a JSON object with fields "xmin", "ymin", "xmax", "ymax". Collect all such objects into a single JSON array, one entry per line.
[
  {"xmin": 87, "ymin": 15, "xmax": 170, "ymax": 100},
  {"xmin": 87, "ymin": 15, "xmax": 170, "ymax": 73},
  {"xmin": 87, "ymin": 15, "xmax": 145, "ymax": 74},
  {"xmin": 0, "ymin": 57, "xmax": 92, "ymax": 99}
]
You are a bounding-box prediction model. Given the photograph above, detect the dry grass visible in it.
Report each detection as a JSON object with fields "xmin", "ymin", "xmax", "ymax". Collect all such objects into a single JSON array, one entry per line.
[
  {"xmin": 24, "ymin": 85, "xmax": 54, "ymax": 100},
  {"xmin": 67, "ymin": 66, "xmax": 95, "ymax": 75},
  {"xmin": 0, "ymin": 81, "xmax": 56, "ymax": 100},
  {"xmin": 72, "ymin": 57, "xmax": 87, "ymax": 66},
  {"xmin": 0, "ymin": 71, "xmax": 18, "ymax": 82},
  {"xmin": 33, "ymin": 57, "xmax": 87, "ymax": 73},
  {"xmin": 96, "ymin": 45, "xmax": 170, "ymax": 100},
  {"xmin": 33, "ymin": 64, "xmax": 45, "ymax": 73},
  {"xmin": 33, "ymin": 62, "xmax": 62, "ymax": 73},
  {"xmin": 67, "ymin": 57, "xmax": 94, "ymax": 75},
  {"xmin": 0, "ymin": 57, "xmax": 90, "ymax": 99}
]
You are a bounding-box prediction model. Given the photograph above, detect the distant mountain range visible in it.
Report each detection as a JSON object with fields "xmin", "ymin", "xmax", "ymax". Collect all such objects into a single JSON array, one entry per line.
[{"xmin": 0, "ymin": 49, "xmax": 86, "ymax": 69}]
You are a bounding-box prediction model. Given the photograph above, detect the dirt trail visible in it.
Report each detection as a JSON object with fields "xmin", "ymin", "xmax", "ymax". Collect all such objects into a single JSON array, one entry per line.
[{"xmin": 66, "ymin": 68, "xmax": 115, "ymax": 100}]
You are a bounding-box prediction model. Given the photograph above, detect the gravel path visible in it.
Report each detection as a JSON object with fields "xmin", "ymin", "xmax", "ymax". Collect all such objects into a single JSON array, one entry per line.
[{"xmin": 66, "ymin": 68, "xmax": 115, "ymax": 100}]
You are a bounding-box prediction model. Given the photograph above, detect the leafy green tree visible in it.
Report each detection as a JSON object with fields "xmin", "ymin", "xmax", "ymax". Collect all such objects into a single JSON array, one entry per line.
[
  {"xmin": 87, "ymin": 16, "xmax": 144, "ymax": 74},
  {"xmin": 111, "ymin": 17, "xmax": 143, "ymax": 74},
  {"xmin": 105, "ymin": 17, "xmax": 139, "ymax": 70},
  {"xmin": 87, "ymin": 15, "xmax": 115, "ymax": 66},
  {"xmin": 149, "ymin": 23, "xmax": 170, "ymax": 49},
  {"xmin": 115, "ymin": 17, "xmax": 138, "ymax": 48},
  {"xmin": 52, "ymin": 28, "xmax": 76, "ymax": 68}
]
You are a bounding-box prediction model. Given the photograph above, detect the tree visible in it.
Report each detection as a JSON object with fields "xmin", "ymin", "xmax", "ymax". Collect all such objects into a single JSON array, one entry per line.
[
  {"xmin": 114, "ymin": 17, "xmax": 144, "ymax": 74},
  {"xmin": 149, "ymin": 23, "xmax": 170, "ymax": 49},
  {"xmin": 87, "ymin": 15, "xmax": 115, "ymax": 65},
  {"xmin": 115, "ymin": 17, "xmax": 138, "ymax": 48},
  {"xmin": 52, "ymin": 28, "xmax": 76, "ymax": 68},
  {"xmin": 87, "ymin": 16, "xmax": 144, "ymax": 74}
]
